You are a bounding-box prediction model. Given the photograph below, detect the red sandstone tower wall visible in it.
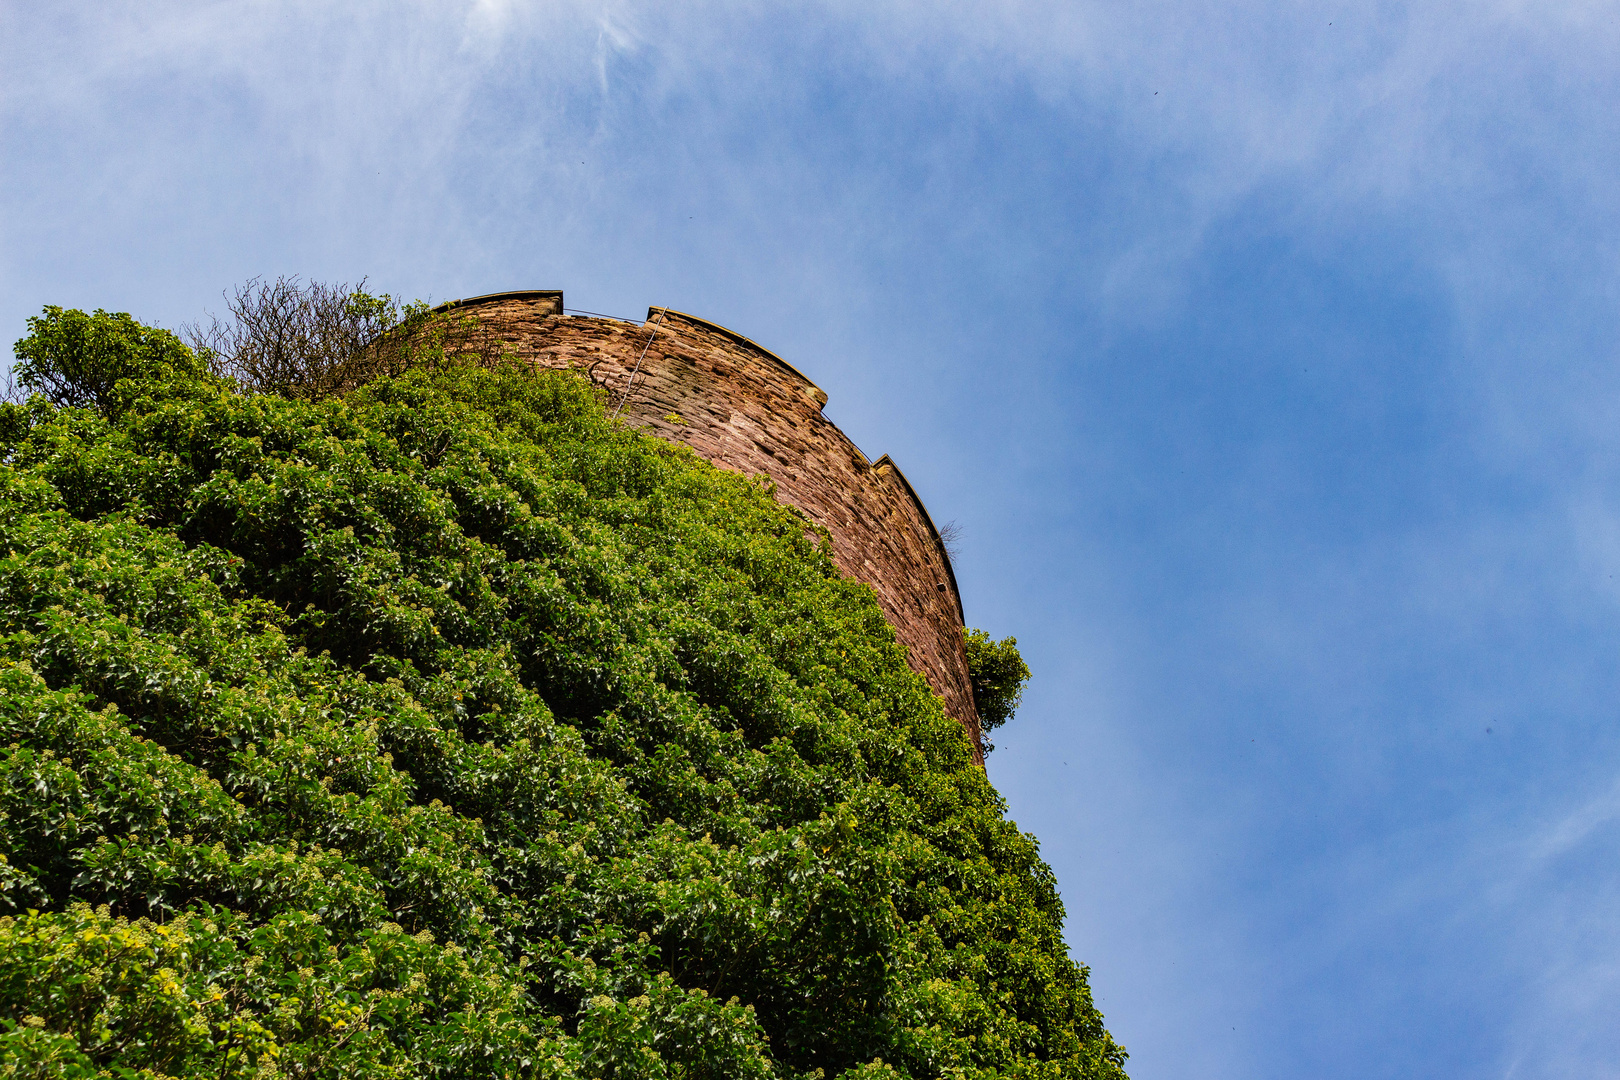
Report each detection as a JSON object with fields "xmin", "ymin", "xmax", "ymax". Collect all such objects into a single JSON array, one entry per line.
[{"xmin": 436, "ymin": 290, "xmax": 982, "ymax": 762}]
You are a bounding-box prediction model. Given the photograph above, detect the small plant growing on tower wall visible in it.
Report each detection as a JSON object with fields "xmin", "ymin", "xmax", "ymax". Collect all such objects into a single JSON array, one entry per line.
[{"xmin": 965, "ymin": 628, "xmax": 1031, "ymax": 754}]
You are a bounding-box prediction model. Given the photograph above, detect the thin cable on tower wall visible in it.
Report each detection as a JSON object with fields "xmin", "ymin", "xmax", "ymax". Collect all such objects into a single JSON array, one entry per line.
[{"xmin": 612, "ymin": 307, "xmax": 669, "ymax": 419}]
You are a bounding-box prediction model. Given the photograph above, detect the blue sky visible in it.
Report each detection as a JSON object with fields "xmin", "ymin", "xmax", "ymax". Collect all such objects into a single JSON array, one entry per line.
[{"xmin": 6, "ymin": 2, "xmax": 1620, "ymax": 1076}]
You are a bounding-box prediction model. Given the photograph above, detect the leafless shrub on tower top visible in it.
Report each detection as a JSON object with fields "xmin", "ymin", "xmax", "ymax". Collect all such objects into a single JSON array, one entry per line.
[{"xmin": 184, "ymin": 277, "xmax": 518, "ymax": 401}]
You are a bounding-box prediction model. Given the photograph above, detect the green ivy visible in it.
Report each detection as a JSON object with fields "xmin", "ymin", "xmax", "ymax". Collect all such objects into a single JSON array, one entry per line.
[
  {"xmin": 963, "ymin": 632, "xmax": 1031, "ymax": 755},
  {"xmin": 9, "ymin": 308, "xmax": 209, "ymax": 415},
  {"xmin": 0, "ymin": 313, "xmax": 1126, "ymax": 1079}
]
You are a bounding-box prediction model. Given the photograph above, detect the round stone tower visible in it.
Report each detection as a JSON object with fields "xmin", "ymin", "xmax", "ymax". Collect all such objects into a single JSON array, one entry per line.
[{"xmin": 434, "ymin": 290, "xmax": 983, "ymax": 762}]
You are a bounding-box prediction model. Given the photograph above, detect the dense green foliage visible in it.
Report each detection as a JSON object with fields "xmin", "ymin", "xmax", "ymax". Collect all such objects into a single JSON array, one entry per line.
[
  {"xmin": 10, "ymin": 307, "xmax": 206, "ymax": 414},
  {"xmin": 963, "ymin": 632, "xmax": 1030, "ymax": 755},
  {"xmin": 0, "ymin": 309, "xmax": 1125, "ymax": 1079}
]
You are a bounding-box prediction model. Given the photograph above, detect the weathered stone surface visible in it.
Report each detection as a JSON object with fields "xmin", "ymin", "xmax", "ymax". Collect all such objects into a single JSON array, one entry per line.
[{"xmin": 438, "ymin": 292, "xmax": 982, "ymax": 763}]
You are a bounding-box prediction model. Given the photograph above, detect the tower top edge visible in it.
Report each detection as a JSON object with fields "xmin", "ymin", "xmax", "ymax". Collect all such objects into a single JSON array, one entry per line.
[
  {"xmin": 873, "ymin": 454, "xmax": 965, "ymax": 625},
  {"xmin": 649, "ymin": 308, "xmax": 826, "ymax": 404},
  {"xmin": 434, "ymin": 290, "xmax": 564, "ymax": 313}
]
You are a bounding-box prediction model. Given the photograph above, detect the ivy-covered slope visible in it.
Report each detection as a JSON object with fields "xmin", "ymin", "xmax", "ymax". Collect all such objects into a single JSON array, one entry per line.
[{"xmin": 0, "ymin": 352, "xmax": 1126, "ymax": 1078}]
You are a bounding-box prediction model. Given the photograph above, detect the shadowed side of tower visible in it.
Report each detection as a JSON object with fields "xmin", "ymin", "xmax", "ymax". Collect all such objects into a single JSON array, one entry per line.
[{"xmin": 436, "ymin": 290, "xmax": 983, "ymax": 762}]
